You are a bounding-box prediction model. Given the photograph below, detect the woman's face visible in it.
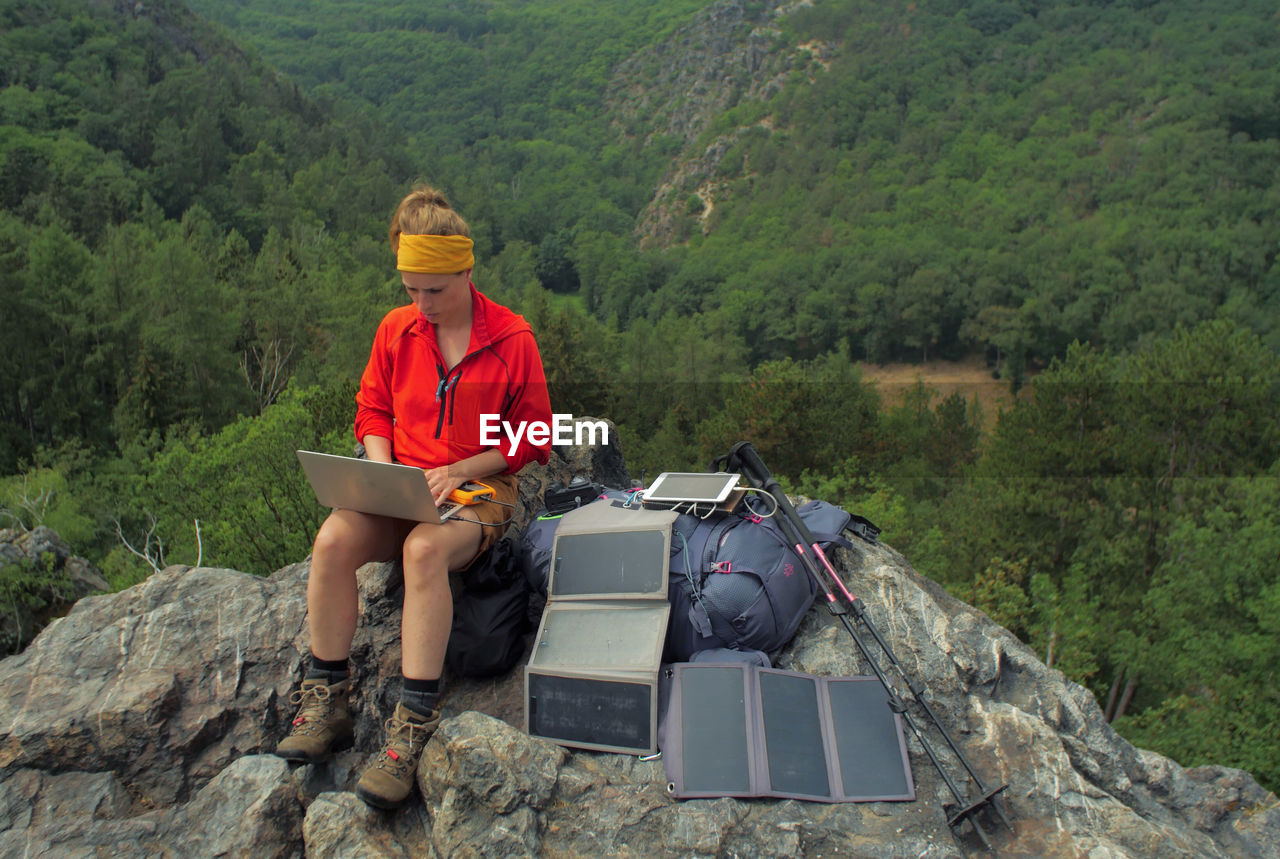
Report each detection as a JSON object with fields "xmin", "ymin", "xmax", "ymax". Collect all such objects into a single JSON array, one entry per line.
[{"xmin": 402, "ymin": 270, "xmax": 472, "ymax": 327}]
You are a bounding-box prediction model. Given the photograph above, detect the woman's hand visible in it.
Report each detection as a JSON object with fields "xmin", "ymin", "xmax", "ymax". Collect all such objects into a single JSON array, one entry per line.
[
  {"xmin": 423, "ymin": 466, "xmax": 466, "ymax": 507},
  {"xmin": 424, "ymin": 449, "xmax": 508, "ymax": 506}
]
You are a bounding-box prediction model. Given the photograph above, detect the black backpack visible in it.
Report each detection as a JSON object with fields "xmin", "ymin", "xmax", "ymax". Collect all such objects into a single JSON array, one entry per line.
[{"xmin": 445, "ymin": 536, "xmax": 530, "ymax": 677}]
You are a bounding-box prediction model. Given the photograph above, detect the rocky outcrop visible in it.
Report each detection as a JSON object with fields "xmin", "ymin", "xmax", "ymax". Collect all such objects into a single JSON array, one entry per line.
[
  {"xmin": 0, "ymin": 525, "xmax": 109, "ymax": 654},
  {"xmin": 0, "ymin": 434, "xmax": 1277, "ymax": 856},
  {"xmin": 609, "ymin": 0, "xmax": 793, "ymax": 147},
  {"xmin": 608, "ymin": 0, "xmax": 838, "ymax": 247}
]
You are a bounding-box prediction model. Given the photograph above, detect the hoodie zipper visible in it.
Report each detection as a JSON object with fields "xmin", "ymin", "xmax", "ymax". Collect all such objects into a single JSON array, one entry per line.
[
  {"xmin": 434, "ymin": 343, "xmax": 494, "ymax": 438},
  {"xmin": 434, "ymin": 362, "xmax": 459, "ymax": 439}
]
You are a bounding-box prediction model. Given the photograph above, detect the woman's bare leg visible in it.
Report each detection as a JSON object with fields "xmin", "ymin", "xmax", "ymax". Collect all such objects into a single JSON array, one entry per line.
[
  {"xmin": 307, "ymin": 509, "xmax": 405, "ymax": 661},
  {"xmin": 399, "ymin": 519, "xmax": 482, "ymax": 680}
]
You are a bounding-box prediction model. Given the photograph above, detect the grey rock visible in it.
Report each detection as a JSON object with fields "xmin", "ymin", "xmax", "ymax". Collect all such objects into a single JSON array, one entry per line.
[
  {"xmin": 0, "ymin": 563, "xmax": 309, "ymax": 805},
  {"xmin": 163, "ymin": 755, "xmax": 303, "ymax": 858},
  {"xmin": 0, "ymin": 755, "xmax": 300, "ymax": 857},
  {"xmin": 65, "ymin": 555, "xmax": 110, "ymax": 597},
  {"xmin": 414, "ymin": 711, "xmax": 562, "ymax": 856},
  {"xmin": 608, "ymin": 0, "xmax": 836, "ymax": 248},
  {"xmin": 0, "ymin": 441, "xmax": 1275, "ymax": 857},
  {"xmin": 417, "ymin": 711, "xmax": 564, "ymax": 815},
  {"xmin": 0, "ymin": 769, "xmax": 133, "ymax": 833},
  {"xmin": 303, "ymin": 791, "xmax": 435, "ymax": 858},
  {"xmin": 0, "ymin": 805, "xmax": 162, "ymax": 858},
  {"xmin": 610, "ymin": 0, "xmax": 792, "ymax": 148},
  {"xmin": 0, "ymin": 542, "xmax": 23, "ymax": 567}
]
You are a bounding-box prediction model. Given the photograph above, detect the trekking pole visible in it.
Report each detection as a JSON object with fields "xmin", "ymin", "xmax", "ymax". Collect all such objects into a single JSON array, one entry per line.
[{"xmin": 718, "ymin": 442, "xmax": 1011, "ymax": 847}]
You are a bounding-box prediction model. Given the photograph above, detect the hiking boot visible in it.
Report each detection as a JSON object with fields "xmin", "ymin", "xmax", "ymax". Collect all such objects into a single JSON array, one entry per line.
[
  {"xmin": 274, "ymin": 678, "xmax": 353, "ymax": 763},
  {"xmin": 354, "ymin": 703, "xmax": 440, "ymax": 809}
]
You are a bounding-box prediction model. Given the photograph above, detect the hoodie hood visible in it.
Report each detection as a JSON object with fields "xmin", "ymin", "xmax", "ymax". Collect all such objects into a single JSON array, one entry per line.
[{"xmin": 413, "ymin": 284, "xmax": 532, "ymax": 354}]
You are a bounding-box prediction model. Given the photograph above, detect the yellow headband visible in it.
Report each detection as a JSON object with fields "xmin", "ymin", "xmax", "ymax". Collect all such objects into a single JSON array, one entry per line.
[{"xmin": 396, "ymin": 234, "xmax": 475, "ymax": 273}]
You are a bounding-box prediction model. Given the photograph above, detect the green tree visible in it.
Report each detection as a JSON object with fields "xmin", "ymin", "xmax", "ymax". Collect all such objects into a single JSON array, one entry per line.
[
  {"xmin": 111, "ymin": 381, "xmax": 356, "ymax": 577},
  {"xmin": 696, "ymin": 350, "xmax": 882, "ymax": 482},
  {"xmin": 932, "ymin": 321, "xmax": 1279, "ymax": 788},
  {"xmin": 1116, "ymin": 470, "xmax": 1280, "ymax": 790}
]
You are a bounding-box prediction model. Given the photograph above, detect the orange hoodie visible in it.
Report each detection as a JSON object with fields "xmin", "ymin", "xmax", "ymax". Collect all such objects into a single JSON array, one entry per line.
[{"xmin": 354, "ymin": 285, "xmax": 553, "ymax": 473}]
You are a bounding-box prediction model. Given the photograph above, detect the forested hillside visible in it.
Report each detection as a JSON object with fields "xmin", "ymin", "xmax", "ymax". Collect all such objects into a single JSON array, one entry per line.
[
  {"xmin": 634, "ymin": 0, "xmax": 1280, "ymax": 372},
  {"xmin": 1, "ymin": 0, "xmax": 1276, "ymax": 791},
  {"xmin": 192, "ymin": 0, "xmax": 1280, "ymax": 376},
  {"xmin": 0, "ymin": 0, "xmax": 415, "ymax": 465}
]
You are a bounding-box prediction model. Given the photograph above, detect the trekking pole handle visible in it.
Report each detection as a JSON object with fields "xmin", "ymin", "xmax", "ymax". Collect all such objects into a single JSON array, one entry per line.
[
  {"xmin": 728, "ymin": 442, "xmax": 798, "ymax": 521},
  {"xmin": 730, "ymin": 441, "xmax": 859, "ymax": 601},
  {"xmin": 726, "ymin": 440, "xmax": 767, "ymax": 476},
  {"xmin": 729, "ymin": 441, "xmax": 825, "ymax": 540}
]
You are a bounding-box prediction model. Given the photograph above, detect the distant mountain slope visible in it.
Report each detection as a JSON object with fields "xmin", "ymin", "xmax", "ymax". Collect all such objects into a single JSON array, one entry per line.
[
  {"xmin": 0, "ymin": 0, "xmax": 413, "ymax": 243},
  {"xmin": 0, "ymin": 0, "xmax": 413, "ymax": 460},
  {"xmin": 611, "ymin": 0, "xmax": 1280, "ymax": 367},
  {"xmin": 185, "ymin": 0, "xmax": 711, "ymax": 246},
  {"xmin": 193, "ymin": 0, "xmax": 1280, "ymax": 372}
]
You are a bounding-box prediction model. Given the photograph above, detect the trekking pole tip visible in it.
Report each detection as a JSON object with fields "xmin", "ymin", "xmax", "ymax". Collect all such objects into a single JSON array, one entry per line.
[{"xmin": 946, "ymin": 782, "xmax": 1013, "ymax": 841}]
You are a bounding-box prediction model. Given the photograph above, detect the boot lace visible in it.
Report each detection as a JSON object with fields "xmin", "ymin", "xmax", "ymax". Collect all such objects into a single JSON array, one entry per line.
[
  {"xmin": 369, "ymin": 710, "xmax": 435, "ymax": 778},
  {"xmin": 286, "ymin": 683, "xmax": 335, "ymax": 737}
]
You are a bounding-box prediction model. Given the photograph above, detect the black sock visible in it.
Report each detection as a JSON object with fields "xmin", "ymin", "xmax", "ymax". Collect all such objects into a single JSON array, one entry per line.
[
  {"xmin": 305, "ymin": 655, "xmax": 349, "ymax": 685},
  {"xmin": 400, "ymin": 676, "xmax": 441, "ymax": 718}
]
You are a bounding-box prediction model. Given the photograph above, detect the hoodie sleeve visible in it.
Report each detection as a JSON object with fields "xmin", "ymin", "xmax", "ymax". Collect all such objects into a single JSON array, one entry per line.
[
  {"xmin": 498, "ymin": 329, "xmax": 553, "ymax": 473},
  {"xmin": 354, "ymin": 315, "xmax": 397, "ymax": 444}
]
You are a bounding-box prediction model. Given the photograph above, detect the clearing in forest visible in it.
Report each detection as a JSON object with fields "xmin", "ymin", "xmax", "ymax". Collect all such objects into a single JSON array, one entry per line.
[{"xmin": 859, "ymin": 358, "xmax": 1029, "ymax": 430}]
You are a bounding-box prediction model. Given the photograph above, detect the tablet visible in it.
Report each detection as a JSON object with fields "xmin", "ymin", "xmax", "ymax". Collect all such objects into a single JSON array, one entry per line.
[{"xmin": 641, "ymin": 472, "xmax": 741, "ymax": 505}]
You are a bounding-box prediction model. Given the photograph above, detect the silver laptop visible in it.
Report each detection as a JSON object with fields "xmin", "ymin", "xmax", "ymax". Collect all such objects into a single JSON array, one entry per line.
[{"xmin": 296, "ymin": 450, "xmax": 458, "ymax": 523}]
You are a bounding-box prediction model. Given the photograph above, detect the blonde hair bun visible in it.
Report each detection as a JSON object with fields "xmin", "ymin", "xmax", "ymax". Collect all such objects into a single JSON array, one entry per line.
[{"xmin": 389, "ymin": 184, "xmax": 470, "ymax": 251}]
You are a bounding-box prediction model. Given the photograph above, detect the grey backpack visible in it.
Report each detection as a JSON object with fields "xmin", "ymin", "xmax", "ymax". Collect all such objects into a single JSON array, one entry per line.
[
  {"xmin": 664, "ymin": 500, "xmax": 852, "ymax": 662},
  {"xmin": 517, "ymin": 493, "xmax": 854, "ymax": 662}
]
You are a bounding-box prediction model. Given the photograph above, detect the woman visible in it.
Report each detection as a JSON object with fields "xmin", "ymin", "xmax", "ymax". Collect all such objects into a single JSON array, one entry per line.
[{"xmin": 275, "ymin": 186, "xmax": 553, "ymax": 809}]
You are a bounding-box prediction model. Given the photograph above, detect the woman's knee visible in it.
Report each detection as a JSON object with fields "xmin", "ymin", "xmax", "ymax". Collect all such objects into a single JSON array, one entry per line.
[
  {"xmin": 401, "ymin": 529, "xmax": 450, "ymax": 588},
  {"xmin": 312, "ymin": 510, "xmax": 393, "ymax": 569},
  {"xmin": 402, "ymin": 528, "xmax": 446, "ymax": 566}
]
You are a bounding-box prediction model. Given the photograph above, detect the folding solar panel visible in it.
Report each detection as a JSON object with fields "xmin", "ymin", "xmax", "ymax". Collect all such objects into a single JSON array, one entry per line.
[
  {"xmin": 663, "ymin": 663, "xmax": 915, "ymax": 803},
  {"xmin": 525, "ymin": 503, "xmax": 677, "ymax": 755}
]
